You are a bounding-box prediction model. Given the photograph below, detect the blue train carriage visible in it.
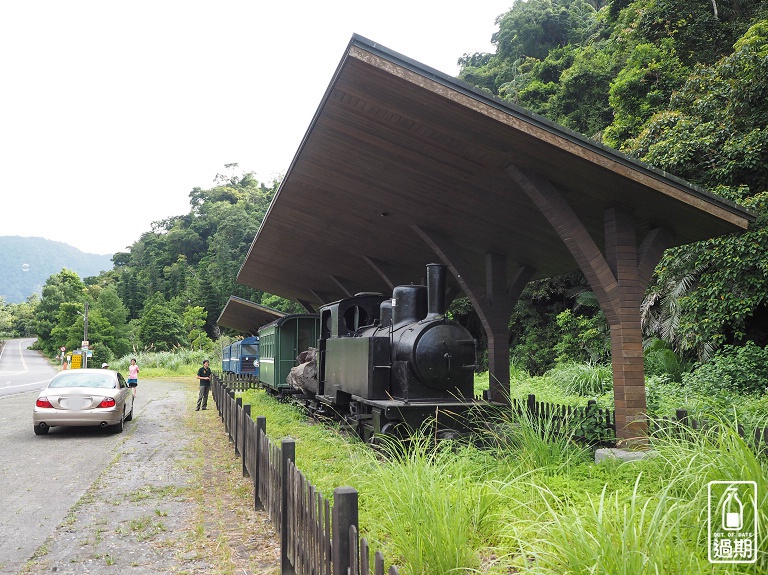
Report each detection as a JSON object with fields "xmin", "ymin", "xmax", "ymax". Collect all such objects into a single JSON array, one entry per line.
[
  {"xmin": 258, "ymin": 314, "xmax": 320, "ymax": 394},
  {"xmin": 222, "ymin": 336, "xmax": 260, "ymax": 378}
]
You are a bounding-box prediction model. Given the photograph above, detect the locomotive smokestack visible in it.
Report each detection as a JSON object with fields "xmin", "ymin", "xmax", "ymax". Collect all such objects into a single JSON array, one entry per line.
[{"xmin": 426, "ymin": 263, "xmax": 447, "ymax": 319}]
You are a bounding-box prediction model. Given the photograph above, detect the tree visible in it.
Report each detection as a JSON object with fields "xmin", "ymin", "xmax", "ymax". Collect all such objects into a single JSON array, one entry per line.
[
  {"xmin": 34, "ymin": 270, "xmax": 86, "ymax": 355},
  {"xmin": 182, "ymin": 305, "xmax": 214, "ymax": 350},
  {"xmin": 9, "ymin": 294, "xmax": 39, "ymax": 337},
  {"xmin": 629, "ymin": 21, "xmax": 768, "ymax": 358},
  {"xmin": 603, "ymin": 40, "xmax": 688, "ymax": 148},
  {"xmin": 92, "ymin": 285, "xmax": 131, "ymax": 358},
  {"xmin": 138, "ymin": 299, "xmax": 188, "ymax": 351},
  {"xmin": 494, "ymin": 0, "xmax": 599, "ymax": 62},
  {"xmin": 0, "ymin": 297, "xmax": 13, "ymax": 336},
  {"xmin": 106, "ymin": 167, "xmax": 278, "ymax": 341}
]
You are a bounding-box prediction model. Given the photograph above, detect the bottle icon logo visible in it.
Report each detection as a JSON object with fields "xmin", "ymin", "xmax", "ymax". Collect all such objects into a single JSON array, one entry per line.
[
  {"xmin": 722, "ymin": 485, "xmax": 743, "ymax": 531},
  {"xmin": 708, "ymin": 481, "xmax": 758, "ymax": 564}
]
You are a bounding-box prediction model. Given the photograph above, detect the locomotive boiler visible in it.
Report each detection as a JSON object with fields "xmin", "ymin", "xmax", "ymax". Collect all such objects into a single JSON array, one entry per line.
[{"xmin": 294, "ymin": 263, "xmax": 483, "ymax": 441}]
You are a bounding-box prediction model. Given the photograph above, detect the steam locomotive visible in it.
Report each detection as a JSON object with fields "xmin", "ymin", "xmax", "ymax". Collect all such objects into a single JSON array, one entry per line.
[{"xmin": 260, "ymin": 264, "xmax": 493, "ymax": 441}]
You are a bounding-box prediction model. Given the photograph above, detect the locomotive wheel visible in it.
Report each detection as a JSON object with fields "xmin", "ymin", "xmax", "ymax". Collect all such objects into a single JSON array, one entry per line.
[
  {"xmin": 435, "ymin": 428, "xmax": 462, "ymax": 440},
  {"xmin": 379, "ymin": 420, "xmax": 410, "ymax": 440}
]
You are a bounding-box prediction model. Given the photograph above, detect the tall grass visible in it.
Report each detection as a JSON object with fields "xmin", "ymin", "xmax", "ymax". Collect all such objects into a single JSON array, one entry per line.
[
  {"xmin": 509, "ymin": 476, "xmax": 706, "ymax": 574},
  {"xmin": 545, "ymin": 361, "xmax": 614, "ymax": 396},
  {"xmin": 354, "ymin": 433, "xmax": 497, "ymax": 574},
  {"xmin": 649, "ymin": 416, "xmax": 768, "ymax": 573},
  {"xmin": 479, "ymin": 404, "xmax": 590, "ymax": 476},
  {"xmin": 505, "ymin": 416, "xmax": 768, "ymax": 574},
  {"xmin": 352, "ymin": 410, "xmax": 594, "ymax": 575},
  {"xmin": 236, "ymin": 377, "xmax": 766, "ymax": 575},
  {"xmin": 110, "ymin": 348, "xmax": 212, "ymax": 376}
]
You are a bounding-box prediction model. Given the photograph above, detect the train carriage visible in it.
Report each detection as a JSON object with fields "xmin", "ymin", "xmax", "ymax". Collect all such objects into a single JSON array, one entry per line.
[
  {"xmin": 258, "ymin": 314, "xmax": 320, "ymax": 393},
  {"xmin": 221, "ymin": 336, "xmax": 260, "ymax": 378}
]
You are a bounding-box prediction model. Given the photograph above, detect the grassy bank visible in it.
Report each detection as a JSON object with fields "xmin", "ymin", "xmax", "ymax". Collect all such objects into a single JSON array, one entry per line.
[{"xmin": 239, "ymin": 381, "xmax": 767, "ymax": 575}]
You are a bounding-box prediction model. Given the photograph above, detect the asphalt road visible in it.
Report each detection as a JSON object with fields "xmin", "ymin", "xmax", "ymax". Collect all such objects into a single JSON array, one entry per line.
[
  {"xmin": 0, "ymin": 339, "xmax": 163, "ymax": 574},
  {"xmin": 0, "ymin": 337, "xmax": 57, "ymax": 398}
]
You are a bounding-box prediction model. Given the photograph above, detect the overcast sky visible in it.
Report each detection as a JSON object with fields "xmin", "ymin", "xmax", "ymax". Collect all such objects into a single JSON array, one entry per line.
[{"xmin": 1, "ymin": 1, "xmax": 511, "ymax": 255}]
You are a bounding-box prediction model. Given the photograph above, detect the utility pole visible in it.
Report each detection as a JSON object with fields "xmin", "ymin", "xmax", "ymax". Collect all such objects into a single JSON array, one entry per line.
[{"xmin": 82, "ymin": 302, "xmax": 89, "ymax": 369}]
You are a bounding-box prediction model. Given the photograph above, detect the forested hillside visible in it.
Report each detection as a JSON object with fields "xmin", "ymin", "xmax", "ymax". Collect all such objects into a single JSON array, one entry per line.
[
  {"xmin": 0, "ymin": 168, "xmax": 289, "ymax": 365},
  {"xmin": 1, "ymin": 1, "xmax": 766, "ymax": 379},
  {"xmin": 456, "ymin": 0, "xmax": 768, "ymax": 372}
]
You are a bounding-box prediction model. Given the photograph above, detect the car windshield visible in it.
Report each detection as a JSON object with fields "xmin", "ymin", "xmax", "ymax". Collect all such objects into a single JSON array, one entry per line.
[{"xmin": 49, "ymin": 373, "xmax": 116, "ymax": 389}]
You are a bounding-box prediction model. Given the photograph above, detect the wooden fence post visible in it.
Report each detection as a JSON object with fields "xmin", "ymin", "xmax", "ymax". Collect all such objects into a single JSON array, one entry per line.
[
  {"xmin": 242, "ymin": 404, "xmax": 251, "ymax": 477},
  {"xmin": 228, "ymin": 390, "xmax": 235, "ymax": 440},
  {"xmin": 332, "ymin": 487, "xmax": 358, "ymax": 575},
  {"xmin": 255, "ymin": 416, "xmax": 266, "ymax": 511},
  {"xmin": 281, "ymin": 439, "xmax": 296, "ymax": 575},
  {"xmin": 235, "ymin": 397, "xmax": 242, "ymax": 457}
]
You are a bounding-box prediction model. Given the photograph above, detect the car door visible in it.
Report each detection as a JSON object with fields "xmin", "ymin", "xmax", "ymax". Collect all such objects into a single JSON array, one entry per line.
[{"xmin": 117, "ymin": 373, "xmax": 132, "ymax": 419}]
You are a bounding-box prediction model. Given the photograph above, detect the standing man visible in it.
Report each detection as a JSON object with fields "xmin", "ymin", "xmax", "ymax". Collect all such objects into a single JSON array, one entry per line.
[{"xmin": 196, "ymin": 359, "xmax": 212, "ymax": 411}]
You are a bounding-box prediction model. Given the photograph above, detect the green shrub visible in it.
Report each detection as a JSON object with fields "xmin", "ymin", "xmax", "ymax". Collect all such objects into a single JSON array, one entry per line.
[
  {"xmin": 682, "ymin": 341, "xmax": 768, "ymax": 395},
  {"xmin": 643, "ymin": 338, "xmax": 692, "ymax": 382},
  {"xmin": 553, "ymin": 309, "xmax": 611, "ymax": 364}
]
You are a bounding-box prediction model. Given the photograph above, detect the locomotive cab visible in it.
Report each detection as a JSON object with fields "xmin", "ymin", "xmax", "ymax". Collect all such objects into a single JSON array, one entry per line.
[
  {"xmin": 318, "ymin": 293, "xmax": 389, "ymax": 404},
  {"xmin": 320, "ymin": 293, "xmax": 387, "ymax": 339}
]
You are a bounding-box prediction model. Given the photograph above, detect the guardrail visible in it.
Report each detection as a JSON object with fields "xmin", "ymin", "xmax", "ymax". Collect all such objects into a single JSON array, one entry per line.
[{"xmin": 211, "ymin": 373, "xmax": 399, "ymax": 575}]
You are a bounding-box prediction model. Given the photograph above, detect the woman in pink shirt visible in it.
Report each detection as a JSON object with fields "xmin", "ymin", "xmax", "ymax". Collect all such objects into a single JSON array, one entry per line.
[{"xmin": 127, "ymin": 358, "xmax": 139, "ymax": 397}]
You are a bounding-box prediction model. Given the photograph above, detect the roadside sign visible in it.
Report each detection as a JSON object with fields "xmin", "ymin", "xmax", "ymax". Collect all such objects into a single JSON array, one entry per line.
[
  {"xmin": 81, "ymin": 340, "xmax": 89, "ymax": 348},
  {"xmin": 60, "ymin": 346, "xmax": 66, "ymax": 352},
  {"xmin": 71, "ymin": 354, "xmax": 82, "ymax": 369}
]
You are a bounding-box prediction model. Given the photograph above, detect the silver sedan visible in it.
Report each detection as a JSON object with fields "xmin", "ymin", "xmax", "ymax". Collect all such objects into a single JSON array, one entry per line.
[{"xmin": 33, "ymin": 369, "xmax": 134, "ymax": 435}]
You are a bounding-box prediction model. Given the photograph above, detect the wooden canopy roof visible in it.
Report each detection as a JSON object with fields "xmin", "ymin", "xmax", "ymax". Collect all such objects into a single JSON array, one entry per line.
[
  {"xmin": 237, "ymin": 34, "xmax": 752, "ymax": 309},
  {"xmin": 216, "ymin": 296, "xmax": 285, "ymax": 336}
]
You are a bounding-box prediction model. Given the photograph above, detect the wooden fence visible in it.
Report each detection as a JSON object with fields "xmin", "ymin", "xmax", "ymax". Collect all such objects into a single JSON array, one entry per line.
[
  {"xmin": 510, "ymin": 393, "xmax": 617, "ymax": 444},
  {"xmin": 650, "ymin": 408, "xmax": 768, "ymax": 453},
  {"xmin": 210, "ymin": 373, "xmax": 399, "ymax": 575},
  {"xmin": 217, "ymin": 371, "xmax": 259, "ymax": 391},
  {"xmin": 510, "ymin": 394, "xmax": 768, "ymax": 452}
]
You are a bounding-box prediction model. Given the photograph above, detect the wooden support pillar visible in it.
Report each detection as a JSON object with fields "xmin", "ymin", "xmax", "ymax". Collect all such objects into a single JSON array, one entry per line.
[
  {"xmin": 411, "ymin": 225, "xmax": 533, "ymax": 404},
  {"xmin": 604, "ymin": 208, "xmax": 647, "ymax": 442},
  {"xmin": 484, "ymin": 253, "xmax": 533, "ymax": 403},
  {"xmin": 483, "ymin": 253, "xmax": 513, "ymax": 402},
  {"xmin": 506, "ymin": 164, "xmax": 672, "ymax": 443}
]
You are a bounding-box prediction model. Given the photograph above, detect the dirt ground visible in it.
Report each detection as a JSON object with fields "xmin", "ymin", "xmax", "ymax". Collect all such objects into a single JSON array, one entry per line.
[{"xmin": 17, "ymin": 379, "xmax": 280, "ymax": 575}]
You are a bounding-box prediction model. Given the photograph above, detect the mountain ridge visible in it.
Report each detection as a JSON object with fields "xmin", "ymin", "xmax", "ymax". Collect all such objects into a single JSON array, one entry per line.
[{"xmin": 0, "ymin": 236, "xmax": 114, "ymax": 304}]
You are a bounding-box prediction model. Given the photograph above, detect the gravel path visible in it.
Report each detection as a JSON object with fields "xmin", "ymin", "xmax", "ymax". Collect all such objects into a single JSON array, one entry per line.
[{"xmin": 14, "ymin": 379, "xmax": 280, "ymax": 575}]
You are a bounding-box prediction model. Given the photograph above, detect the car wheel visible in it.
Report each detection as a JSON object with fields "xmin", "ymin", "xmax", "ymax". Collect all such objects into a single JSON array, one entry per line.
[
  {"xmin": 111, "ymin": 412, "xmax": 125, "ymax": 434},
  {"xmin": 34, "ymin": 423, "xmax": 49, "ymax": 436}
]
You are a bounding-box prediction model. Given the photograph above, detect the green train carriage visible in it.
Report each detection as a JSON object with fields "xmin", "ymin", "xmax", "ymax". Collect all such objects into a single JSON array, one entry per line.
[{"xmin": 258, "ymin": 314, "xmax": 320, "ymax": 393}]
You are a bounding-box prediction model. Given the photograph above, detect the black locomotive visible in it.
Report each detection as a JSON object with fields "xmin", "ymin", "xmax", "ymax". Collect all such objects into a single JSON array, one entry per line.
[{"xmin": 283, "ymin": 263, "xmax": 489, "ymax": 441}]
